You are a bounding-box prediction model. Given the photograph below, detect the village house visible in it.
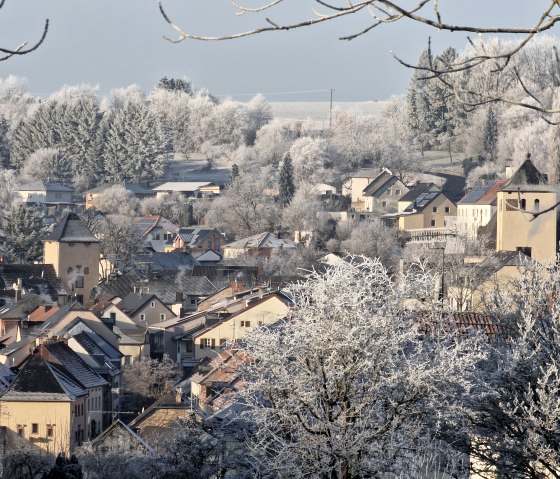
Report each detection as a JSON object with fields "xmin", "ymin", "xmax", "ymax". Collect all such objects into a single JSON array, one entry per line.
[
  {"xmin": 134, "ymin": 215, "xmax": 180, "ymax": 252},
  {"xmin": 0, "ymin": 354, "xmax": 88, "ymax": 454},
  {"xmin": 457, "ymin": 179, "xmax": 507, "ymax": 239},
  {"xmin": 222, "ymin": 232, "xmax": 296, "ymax": 260},
  {"xmin": 43, "ymin": 213, "xmax": 100, "ymax": 305},
  {"xmin": 117, "ymin": 292, "xmax": 176, "ymax": 326},
  {"xmin": 16, "ymin": 181, "xmax": 74, "ymax": 207},
  {"xmin": 152, "ymin": 181, "xmax": 222, "ymax": 199},
  {"xmin": 342, "ymin": 168, "xmax": 381, "ymax": 211},
  {"xmin": 173, "ymin": 227, "xmax": 226, "ymax": 258},
  {"xmin": 385, "ymin": 182, "xmax": 457, "ymax": 235},
  {"xmin": 495, "ymin": 157, "xmax": 560, "ymax": 264},
  {"xmin": 361, "ymin": 169, "xmax": 409, "ymax": 215}
]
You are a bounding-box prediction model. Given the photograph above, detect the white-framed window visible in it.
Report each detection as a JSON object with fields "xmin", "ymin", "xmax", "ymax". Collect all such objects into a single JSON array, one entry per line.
[
  {"xmin": 430, "ymin": 219, "xmax": 436, "ymax": 227},
  {"xmin": 241, "ymin": 320, "xmax": 251, "ymax": 328},
  {"xmin": 32, "ymin": 423, "xmax": 39, "ymax": 435},
  {"xmin": 395, "ymin": 188, "xmax": 401, "ymax": 196},
  {"xmin": 160, "ymin": 313, "xmax": 166, "ymax": 321},
  {"xmin": 386, "ymin": 189, "xmax": 392, "ymax": 196},
  {"xmin": 432, "ymin": 207, "xmax": 438, "ymax": 213},
  {"xmin": 444, "ymin": 206, "xmax": 450, "ymax": 213},
  {"xmin": 150, "ymin": 301, "xmax": 156, "ymax": 308},
  {"xmin": 139, "ymin": 314, "xmax": 146, "ymax": 321}
]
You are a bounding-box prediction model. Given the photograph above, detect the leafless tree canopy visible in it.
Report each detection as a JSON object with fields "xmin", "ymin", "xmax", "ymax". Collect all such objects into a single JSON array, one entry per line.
[{"xmin": 0, "ymin": 0, "xmax": 48, "ymax": 61}]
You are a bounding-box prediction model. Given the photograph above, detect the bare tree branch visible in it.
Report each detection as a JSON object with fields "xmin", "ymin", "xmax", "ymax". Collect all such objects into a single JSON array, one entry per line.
[{"xmin": 0, "ymin": 0, "xmax": 48, "ymax": 61}]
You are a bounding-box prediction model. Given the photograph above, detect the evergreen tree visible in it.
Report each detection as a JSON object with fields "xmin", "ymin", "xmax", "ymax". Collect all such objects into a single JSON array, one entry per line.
[
  {"xmin": 427, "ymin": 47, "xmax": 460, "ymax": 162},
  {"xmin": 407, "ymin": 49, "xmax": 435, "ymax": 155},
  {"xmin": 157, "ymin": 76, "xmax": 193, "ymax": 95},
  {"xmin": 186, "ymin": 202, "xmax": 195, "ymax": 226},
  {"xmin": 4, "ymin": 204, "xmax": 45, "ymax": 263},
  {"xmin": 0, "ymin": 116, "xmax": 10, "ymax": 168},
  {"xmin": 482, "ymin": 106, "xmax": 498, "ymax": 161},
  {"xmin": 231, "ymin": 163, "xmax": 240, "ymax": 182},
  {"xmin": 102, "ymin": 101, "xmax": 170, "ymax": 183},
  {"xmin": 279, "ymin": 153, "xmax": 295, "ymax": 207},
  {"xmin": 22, "ymin": 148, "xmax": 74, "ymax": 186}
]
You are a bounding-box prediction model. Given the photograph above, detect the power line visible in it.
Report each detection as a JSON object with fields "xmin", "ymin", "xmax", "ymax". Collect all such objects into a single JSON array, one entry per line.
[{"xmin": 214, "ymin": 89, "xmax": 332, "ymax": 98}]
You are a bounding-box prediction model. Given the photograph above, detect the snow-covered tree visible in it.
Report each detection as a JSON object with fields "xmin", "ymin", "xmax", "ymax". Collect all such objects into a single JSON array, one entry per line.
[
  {"xmin": 281, "ymin": 183, "xmax": 323, "ymax": 234},
  {"xmin": 463, "ymin": 259, "xmax": 560, "ymax": 478},
  {"xmin": 340, "ymin": 219, "xmax": 400, "ymax": 269},
  {"xmin": 252, "ymin": 119, "xmax": 297, "ymax": 167},
  {"xmin": 289, "ymin": 136, "xmax": 330, "ymax": 185},
  {"xmin": 0, "ymin": 115, "xmax": 10, "ymax": 168},
  {"xmin": 93, "ymin": 185, "xmax": 139, "ymax": 216},
  {"xmin": 246, "ymin": 93, "xmax": 273, "ymax": 144},
  {"xmin": 4, "ymin": 204, "xmax": 45, "ymax": 263},
  {"xmin": 278, "ymin": 152, "xmax": 295, "ymax": 207},
  {"xmin": 0, "ymin": 168, "xmax": 21, "ymax": 224},
  {"xmin": 482, "ymin": 106, "xmax": 499, "ymax": 161},
  {"xmin": 240, "ymin": 257, "xmax": 484, "ymax": 478},
  {"xmin": 0, "ymin": 75, "xmax": 34, "ymax": 132},
  {"xmin": 102, "ymin": 100, "xmax": 169, "ymax": 183},
  {"xmin": 21, "ymin": 147, "xmax": 73, "ymax": 186},
  {"xmin": 205, "ymin": 169, "xmax": 280, "ymax": 237}
]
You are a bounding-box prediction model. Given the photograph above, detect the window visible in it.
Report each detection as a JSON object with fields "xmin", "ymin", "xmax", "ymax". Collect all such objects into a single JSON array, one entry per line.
[
  {"xmin": 190, "ymin": 299, "xmax": 196, "ymax": 305},
  {"xmin": 139, "ymin": 314, "xmax": 146, "ymax": 321},
  {"xmin": 75, "ymin": 276, "xmax": 84, "ymax": 288},
  {"xmin": 84, "ymin": 267, "xmax": 90, "ymax": 275},
  {"xmin": 201, "ymin": 338, "xmax": 211, "ymax": 349},
  {"xmin": 521, "ymin": 198, "xmax": 526, "ymax": 210},
  {"xmin": 535, "ymin": 199, "xmax": 540, "ymax": 212},
  {"xmin": 160, "ymin": 313, "xmax": 166, "ymax": 321},
  {"xmin": 395, "ymin": 188, "xmax": 401, "ymax": 196},
  {"xmin": 67, "ymin": 267, "xmax": 73, "ymax": 274},
  {"xmin": 32, "ymin": 423, "xmax": 39, "ymax": 434},
  {"xmin": 386, "ymin": 189, "xmax": 392, "ymax": 196},
  {"xmin": 258, "ymin": 321, "xmax": 263, "ymax": 326},
  {"xmin": 430, "ymin": 219, "xmax": 436, "ymax": 227},
  {"xmin": 506, "ymin": 199, "xmax": 519, "ymax": 211},
  {"xmin": 241, "ymin": 321, "xmax": 251, "ymax": 328},
  {"xmin": 381, "ymin": 201, "xmax": 387, "ymax": 208},
  {"xmin": 150, "ymin": 301, "xmax": 156, "ymax": 308},
  {"xmin": 444, "ymin": 206, "xmax": 450, "ymax": 213},
  {"xmin": 17, "ymin": 426, "xmax": 24, "ymax": 437},
  {"xmin": 432, "ymin": 206, "xmax": 438, "ymax": 213},
  {"xmin": 124, "ymin": 355, "xmax": 132, "ymax": 365},
  {"xmin": 76, "ymin": 265, "xmax": 82, "ymax": 272},
  {"xmin": 47, "ymin": 426, "xmax": 54, "ymax": 438},
  {"xmin": 220, "ymin": 338, "xmax": 227, "ymax": 346}
]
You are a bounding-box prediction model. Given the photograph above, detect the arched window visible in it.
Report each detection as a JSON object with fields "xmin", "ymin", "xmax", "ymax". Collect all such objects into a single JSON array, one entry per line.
[
  {"xmin": 534, "ymin": 199, "xmax": 540, "ymax": 212},
  {"xmin": 521, "ymin": 198, "xmax": 526, "ymax": 210}
]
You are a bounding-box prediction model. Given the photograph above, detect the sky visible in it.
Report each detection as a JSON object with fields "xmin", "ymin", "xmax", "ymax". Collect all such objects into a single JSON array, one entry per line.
[{"xmin": 0, "ymin": 1, "xmax": 556, "ymax": 102}]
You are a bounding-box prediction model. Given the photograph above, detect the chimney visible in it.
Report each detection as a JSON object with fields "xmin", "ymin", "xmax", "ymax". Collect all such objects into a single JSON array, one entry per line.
[{"xmin": 505, "ymin": 159, "xmax": 514, "ymax": 179}]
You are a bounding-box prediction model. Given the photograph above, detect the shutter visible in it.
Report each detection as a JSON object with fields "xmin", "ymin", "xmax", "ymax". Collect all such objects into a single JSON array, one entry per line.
[
  {"xmin": 211, "ymin": 338, "xmax": 216, "ymax": 349},
  {"xmin": 200, "ymin": 339, "xmax": 205, "ymax": 349}
]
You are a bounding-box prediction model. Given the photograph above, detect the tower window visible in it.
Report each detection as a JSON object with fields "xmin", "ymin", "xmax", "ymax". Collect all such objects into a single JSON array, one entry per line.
[{"xmin": 534, "ymin": 199, "xmax": 540, "ymax": 212}]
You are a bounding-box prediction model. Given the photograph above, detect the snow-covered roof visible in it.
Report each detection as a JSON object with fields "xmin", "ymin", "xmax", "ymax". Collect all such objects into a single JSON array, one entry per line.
[
  {"xmin": 153, "ymin": 182, "xmax": 212, "ymax": 193},
  {"xmin": 18, "ymin": 181, "xmax": 74, "ymax": 192},
  {"xmin": 223, "ymin": 232, "xmax": 296, "ymax": 250}
]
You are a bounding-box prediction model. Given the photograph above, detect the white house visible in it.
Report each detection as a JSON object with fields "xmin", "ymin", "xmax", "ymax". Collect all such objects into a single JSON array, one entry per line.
[{"xmin": 17, "ymin": 181, "xmax": 74, "ymax": 205}]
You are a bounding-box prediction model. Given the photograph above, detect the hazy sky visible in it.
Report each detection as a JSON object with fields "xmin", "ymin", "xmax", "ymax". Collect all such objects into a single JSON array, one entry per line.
[{"xmin": 0, "ymin": 1, "xmax": 555, "ymax": 102}]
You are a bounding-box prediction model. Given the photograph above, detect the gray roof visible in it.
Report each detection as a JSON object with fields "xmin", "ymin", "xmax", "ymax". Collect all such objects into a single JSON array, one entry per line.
[
  {"xmin": 176, "ymin": 228, "xmax": 220, "ymax": 248},
  {"xmin": 400, "ymin": 183, "xmax": 440, "ymax": 204},
  {"xmin": 129, "ymin": 252, "xmax": 198, "ymax": 273},
  {"xmin": 0, "ymin": 264, "xmax": 67, "ymax": 301},
  {"xmin": 98, "ymin": 273, "xmax": 218, "ymax": 304},
  {"xmin": 224, "ymin": 232, "xmax": 296, "ymax": 250},
  {"xmin": 86, "ymin": 183, "xmax": 153, "ymax": 196},
  {"xmin": 503, "ymin": 158, "xmax": 547, "ymax": 190},
  {"xmin": 362, "ymin": 171, "xmax": 398, "ymax": 197},
  {"xmin": 45, "ymin": 342, "xmax": 107, "ymax": 389},
  {"xmin": 18, "ymin": 181, "xmax": 74, "ymax": 192},
  {"xmin": 0, "ymin": 293, "xmax": 50, "ymax": 320},
  {"xmin": 1, "ymin": 354, "xmax": 86, "ymax": 402},
  {"xmin": 44, "ymin": 213, "xmax": 99, "ymax": 243}
]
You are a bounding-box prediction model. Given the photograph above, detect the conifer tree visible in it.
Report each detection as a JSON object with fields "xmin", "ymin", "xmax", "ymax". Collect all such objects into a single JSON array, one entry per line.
[
  {"xmin": 0, "ymin": 116, "xmax": 9, "ymax": 168},
  {"xmin": 482, "ymin": 106, "xmax": 498, "ymax": 161},
  {"xmin": 4, "ymin": 204, "xmax": 45, "ymax": 263},
  {"xmin": 407, "ymin": 49, "xmax": 434, "ymax": 155},
  {"xmin": 279, "ymin": 153, "xmax": 295, "ymax": 207}
]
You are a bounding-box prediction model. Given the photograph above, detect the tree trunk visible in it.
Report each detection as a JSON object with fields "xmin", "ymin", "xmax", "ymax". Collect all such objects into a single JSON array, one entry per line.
[{"xmin": 447, "ymin": 141, "xmax": 453, "ymax": 163}]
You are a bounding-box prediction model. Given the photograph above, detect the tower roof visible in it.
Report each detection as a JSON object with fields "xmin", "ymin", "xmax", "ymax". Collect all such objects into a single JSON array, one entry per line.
[
  {"xmin": 44, "ymin": 213, "xmax": 99, "ymax": 243},
  {"xmin": 503, "ymin": 158, "xmax": 547, "ymax": 191}
]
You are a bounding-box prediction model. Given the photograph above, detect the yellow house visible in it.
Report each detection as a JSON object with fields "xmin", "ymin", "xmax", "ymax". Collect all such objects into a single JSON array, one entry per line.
[
  {"xmin": 393, "ymin": 183, "xmax": 457, "ymax": 230},
  {"xmin": 0, "ymin": 354, "xmax": 87, "ymax": 454},
  {"xmin": 192, "ymin": 293, "xmax": 291, "ymax": 360},
  {"xmin": 495, "ymin": 158, "xmax": 560, "ymax": 264},
  {"xmin": 43, "ymin": 213, "xmax": 100, "ymax": 305},
  {"xmin": 361, "ymin": 169, "xmax": 409, "ymax": 215},
  {"xmin": 447, "ymin": 251, "xmax": 528, "ymax": 312},
  {"xmin": 343, "ymin": 168, "xmax": 382, "ymax": 211}
]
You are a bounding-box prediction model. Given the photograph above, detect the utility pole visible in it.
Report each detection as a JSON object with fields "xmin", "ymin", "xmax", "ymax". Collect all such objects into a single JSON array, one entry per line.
[{"xmin": 329, "ymin": 88, "xmax": 334, "ymax": 128}]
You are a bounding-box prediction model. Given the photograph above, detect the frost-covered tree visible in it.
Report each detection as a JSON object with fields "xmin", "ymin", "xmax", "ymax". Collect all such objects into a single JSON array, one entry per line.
[
  {"xmin": 205, "ymin": 169, "xmax": 280, "ymax": 237},
  {"xmin": 278, "ymin": 152, "xmax": 295, "ymax": 207},
  {"xmin": 482, "ymin": 106, "xmax": 499, "ymax": 161},
  {"xmin": 240, "ymin": 257, "xmax": 484, "ymax": 478},
  {"xmin": 462, "ymin": 259, "xmax": 560, "ymax": 478},
  {"xmin": 329, "ymin": 111, "xmax": 377, "ymax": 170},
  {"xmin": 0, "ymin": 168, "xmax": 21, "ymax": 224},
  {"xmin": 340, "ymin": 219, "xmax": 400, "ymax": 269},
  {"xmin": 149, "ymin": 86, "xmax": 191, "ymax": 156},
  {"xmin": 252, "ymin": 119, "xmax": 298, "ymax": 167},
  {"xmin": 246, "ymin": 93, "xmax": 273, "ymax": 144},
  {"xmin": 122, "ymin": 355, "xmax": 180, "ymax": 415},
  {"xmin": 21, "ymin": 147, "xmax": 73, "ymax": 186},
  {"xmin": 0, "ymin": 75, "xmax": 34, "ymax": 131},
  {"xmin": 281, "ymin": 183, "xmax": 323, "ymax": 234},
  {"xmin": 289, "ymin": 136, "xmax": 330, "ymax": 185},
  {"xmin": 4, "ymin": 204, "xmax": 45, "ymax": 263},
  {"xmin": 0, "ymin": 115, "xmax": 10, "ymax": 167},
  {"xmin": 102, "ymin": 100, "xmax": 169, "ymax": 183},
  {"xmin": 93, "ymin": 185, "xmax": 139, "ymax": 216},
  {"xmin": 157, "ymin": 76, "xmax": 193, "ymax": 95}
]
